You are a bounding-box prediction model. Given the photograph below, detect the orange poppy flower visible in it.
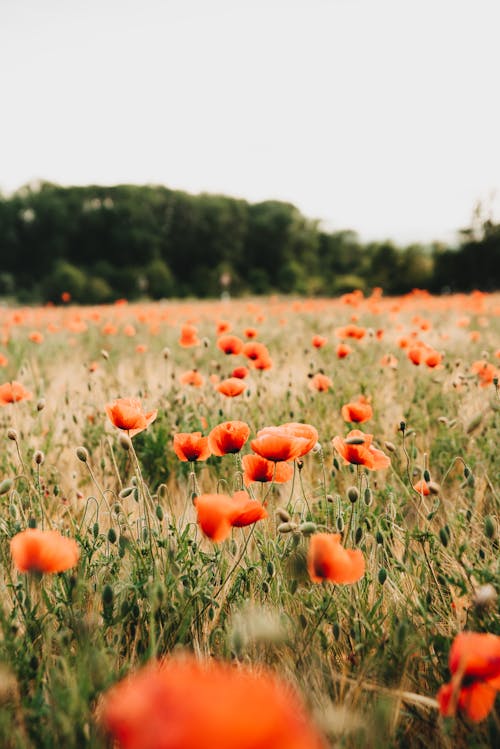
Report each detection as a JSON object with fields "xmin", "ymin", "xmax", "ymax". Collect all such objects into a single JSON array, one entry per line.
[
  {"xmin": 309, "ymin": 373, "xmax": 332, "ymax": 392},
  {"xmin": 28, "ymin": 331, "xmax": 44, "ymax": 344},
  {"xmin": 250, "ymin": 431, "xmax": 309, "ymax": 462},
  {"xmin": 100, "ymin": 655, "xmax": 326, "ymax": 749},
  {"xmin": 335, "ymin": 324, "xmax": 366, "ymax": 340},
  {"xmin": 336, "ymin": 343, "xmax": 352, "ymax": 359},
  {"xmin": 259, "ymin": 423, "xmax": 318, "ymax": 457},
  {"xmin": 252, "ymin": 354, "xmax": 273, "ymax": 370},
  {"xmin": 242, "ymin": 454, "xmax": 294, "ymax": 485},
  {"xmin": 242, "ymin": 341, "xmax": 269, "ymax": 362},
  {"xmin": 229, "ymin": 490, "xmax": 268, "ymax": 527},
  {"xmin": 407, "ymin": 345, "xmax": 424, "ymax": 365},
  {"xmin": 312, "ymin": 335, "xmax": 327, "ymax": 349},
  {"xmin": 216, "ymin": 319, "xmax": 231, "ymax": 335},
  {"xmin": 413, "ymin": 479, "xmax": 430, "ymax": 495},
  {"xmin": 216, "ymin": 378, "xmax": 247, "ymax": 397},
  {"xmin": 307, "ymin": 533, "xmax": 365, "ymax": 584},
  {"xmin": 244, "ymin": 327, "xmax": 258, "ymax": 338},
  {"xmin": 380, "ymin": 353, "xmax": 398, "ymax": 368},
  {"xmin": 231, "ymin": 365, "xmax": 249, "ymax": 379},
  {"xmin": 194, "ymin": 493, "xmax": 235, "ymax": 541},
  {"xmin": 0, "ymin": 381, "xmax": 33, "ymax": 406},
  {"xmin": 123, "ymin": 324, "xmax": 136, "ymax": 337},
  {"xmin": 106, "ymin": 398, "xmax": 157, "ymax": 438},
  {"xmin": 61, "ymin": 291, "xmax": 71, "ymax": 303},
  {"xmin": 208, "ymin": 421, "xmax": 250, "ymax": 456},
  {"xmin": 437, "ymin": 632, "xmax": 500, "ymax": 723},
  {"xmin": 179, "ymin": 323, "xmax": 200, "ymax": 348},
  {"xmin": 471, "ymin": 360, "xmax": 497, "ymax": 387},
  {"xmin": 173, "ymin": 432, "xmax": 211, "ymax": 462},
  {"xmin": 332, "ymin": 429, "xmax": 390, "ymax": 470},
  {"xmin": 341, "ymin": 395, "xmax": 373, "ymax": 424},
  {"xmin": 0, "ymin": 354, "xmax": 7, "ymax": 367},
  {"xmin": 217, "ymin": 334, "xmax": 244, "ymax": 355},
  {"xmin": 424, "ymin": 349, "xmax": 442, "ymax": 368},
  {"xmin": 10, "ymin": 529, "xmax": 79, "ymax": 574},
  {"xmin": 179, "ymin": 369, "xmax": 205, "ymax": 387}
]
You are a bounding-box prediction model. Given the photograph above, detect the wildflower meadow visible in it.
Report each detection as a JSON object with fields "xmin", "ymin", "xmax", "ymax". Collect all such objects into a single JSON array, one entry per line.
[{"xmin": 0, "ymin": 289, "xmax": 498, "ymax": 749}]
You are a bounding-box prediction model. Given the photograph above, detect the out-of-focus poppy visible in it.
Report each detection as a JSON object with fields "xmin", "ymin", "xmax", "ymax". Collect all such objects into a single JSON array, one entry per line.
[
  {"xmin": 230, "ymin": 491, "xmax": 268, "ymax": 527},
  {"xmin": 28, "ymin": 331, "xmax": 44, "ymax": 344},
  {"xmin": 179, "ymin": 324, "xmax": 200, "ymax": 348},
  {"xmin": 179, "ymin": 369, "xmax": 205, "ymax": 387},
  {"xmin": 232, "ymin": 366, "xmax": 249, "ymax": 379},
  {"xmin": 336, "ymin": 343, "xmax": 352, "ymax": 359},
  {"xmin": 437, "ymin": 632, "xmax": 500, "ymax": 723},
  {"xmin": 100, "ymin": 655, "xmax": 326, "ymax": 749},
  {"xmin": 312, "ymin": 335, "xmax": 327, "ymax": 349},
  {"xmin": 471, "ymin": 360, "xmax": 497, "ymax": 387},
  {"xmin": 242, "ymin": 454, "xmax": 294, "ymax": 486},
  {"xmin": 309, "ymin": 373, "xmax": 332, "ymax": 392},
  {"xmin": 335, "ymin": 324, "xmax": 366, "ymax": 340},
  {"xmin": 173, "ymin": 432, "xmax": 211, "ymax": 462},
  {"xmin": 0, "ymin": 381, "xmax": 33, "ymax": 406},
  {"xmin": 332, "ymin": 429, "xmax": 390, "ymax": 470},
  {"xmin": 413, "ymin": 479, "xmax": 430, "ymax": 495},
  {"xmin": 208, "ymin": 421, "xmax": 250, "ymax": 456},
  {"xmin": 194, "ymin": 494, "xmax": 235, "ymax": 541},
  {"xmin": 217, "ymin": 335, "xmax": 244, "ymax": 355},
  {"xmin": 10, "ymin": 529, "xmax": 79, "ymax": 574},
  {"xmin": 341, "ymin": 395, "xmax": 373, "ymax": 424},
  {"xmin": 106, "ymin": 398, "xmax": 157, "ymax": 438},
  {"xmin": 216, "ymin": 378, "xmax": 247, "ymax": 397},
  {"xmin": 307, "ymin": 533, "xmax": 365, "ymax": 584}
]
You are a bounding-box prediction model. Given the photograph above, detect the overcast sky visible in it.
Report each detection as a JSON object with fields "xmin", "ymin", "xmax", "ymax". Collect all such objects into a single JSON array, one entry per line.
[{"xmin": 2, "ymin": 0, "xmax": 500, "ymax": 243}]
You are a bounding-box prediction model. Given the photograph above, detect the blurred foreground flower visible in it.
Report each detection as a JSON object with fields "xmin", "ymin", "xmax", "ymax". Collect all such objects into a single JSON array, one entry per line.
[
  {"xmin": 100, "ymin": 655, "xmax": 326, "ymax": 749},
  {"xmin": 307, "ymin": 533, "xmax": 365, "ymax": 584},
  {"xmin": 106, "ymin": 398, "xmax": 157, "ymax": 438},
  {"xmin": 0, "ymin": 381, "xmax": 32, "ymax": 406},
  {"xmin": 437, "ymin": 632, "xmax": 500, "ymax": 722},
  {"xmin": 195, "ymin": 491, "xmax": 267, "ymax": 541},
  {"xmin": 11, "ymin": 529, "xmax": 79, "ymax": 574}
]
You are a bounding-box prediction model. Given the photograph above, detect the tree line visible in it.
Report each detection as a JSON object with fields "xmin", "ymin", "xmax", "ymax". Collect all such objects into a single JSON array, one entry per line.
[{"xmin": 0, "ymin": 181, "xmax": 498, "ymax": 303}]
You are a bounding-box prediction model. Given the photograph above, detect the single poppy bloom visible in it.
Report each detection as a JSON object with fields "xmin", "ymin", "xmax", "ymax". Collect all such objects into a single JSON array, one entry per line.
[
  {"xmin": 341, "ymin": 395, "xmax": 373, "ymax": 424},
  {"xmin": 259, "ymin": 423, "xmax": 318, "ymax": 458},
  {"xmin": 437, "ymin": 632, "xmax": 500, "ymax": 723},
  {"xmin": 229, "ymin": 491, "xmax": 268, "ymax": 527},
  {"xmin": 332, "ymin": 429, "xmax": 390, "ymax": 470},
  {"xmin": 173, "ymin": 432, "xmax": 211, "ymax": 462},
  {"xmin": 0, "ymin": 381, "xmax": 33, "ymax": 406},
  {"xmin": 102, "ymin": 323, "xmax": 118, "ymax": 336},
  {"xmin": 309, "ymin": 373, "xmax": 332, "ymax": 392},
  {"xmin": 179, "ymin": 369, "xmax": 205, "ymax": 387},
  {"xmin": 216, "ymin": 378, "xmax": 247, "ymax": 397},
  {"xmin": 335, "ymin": 324, "xmax": 366, "ymax": 340},
  {"xmin": 407, "ymin": 345, "xmax": 424, "ymax": 365},
  {"xmin": 232, "ymin": 365, "xmax": 249, "ymax": 379},
  {"xmin": 250, "ymin": 431, "xmax": 309, "ymax": 462},
  {"xmin": 424, "ymin": 349, "xmax": 442, "ymax": 368},
  {"xmin": 136, "ymin": 344, "xmax": 147, "ymax": 354},
  {"xmin": 194, "ymin": 494, "xmax": 235, "ymax": 541},
  {"xmin": 307, "ymin": 533, "xmax": 365, "ymax": 584},
  {"xmin": 336, "ymin": 343, "xmax": 352, "ymax": 359},
  {"xmin": 252, "ymin": 354, "xmax": 273, "ymax": 370},
  {"xmin": 123, "ymin": 324, "xmax": 136, "ymax": 337},
  {"xmin": 413, "ymin": 479, "xmax": 430, "ymax": 495},
  {"xmin": 106, "ymin": 398, "xmax": 157, "ymax": 438},
  {"xmin": 10, "ymin": 529, "xmax": 79, "ymax": 574},
  {"xmin": 28, "ymin": 331, "xmax": 44, "ymax": 344},
  {"xmin": 217, "ymin": 334, "xmax": 244, "ymax": 355},
  {"xmin": 242, "ymin": 454, "xmax": 294, "ymax": 486},
  {"xmin": 312, "ymin": 335, "xmax": 327, "ymax": 349},
  {"xmin": 242, "ymin": 341, "xmax": 270, "ymax": 362},
  {"xmin": 244, "ymin": 327, "xmax": 258, "ymax": 338},
  {"xmin": 208, "ymin": 421, "xmax": 250, "ymax": 456},
  {"xmin": 179, "ymin": 324, "xmax": 200, "ymax": 348},
  {"xmin": 471, "ymin": 360, "xmax": 497, "ymax": 387},
  {"xmin": 216, "ymin": 319, "xmax": 231, "ymax": 335},
  {"xmin": 61, "ymin": 291, "xmax": 71, "ymax": 303},
  {"xmin": 100, "ymin": 655, "xmax": 327, "ymax": 749}
]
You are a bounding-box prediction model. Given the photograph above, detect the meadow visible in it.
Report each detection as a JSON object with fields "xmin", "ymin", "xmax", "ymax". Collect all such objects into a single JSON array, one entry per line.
[{"xmin": 0, "ymin": 289, "xmax": 498, "ymax": 749}]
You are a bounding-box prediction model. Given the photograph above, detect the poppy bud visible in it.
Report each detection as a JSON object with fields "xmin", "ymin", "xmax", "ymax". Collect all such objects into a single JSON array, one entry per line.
[
  {"xmin": 156, "ymin": 505, "xmax": 164, "ymax": 521},
  {"xmin": 278, "ymin": 522, "xmax": 297, "ymax": 534},
  {"xmin": 101, "ymin": 349, "xmax": 109, "ymax": 360},
  {"xmin": 384, "ymin": 441, "xmax": 396, "ymax": 452},
  {"xmin": 276, "ymin": 508, "xmax": 291, "ymax": 522},
  {"xmin": 36, "ymin": 398, "xmax": 46, "ymax": 411},
  {"xmin": 7, "ymin": 429, "xmax": 17, "ymax": 441},
  {"xmin": 378, "ymin": 568, "xmax": 387, "ymax": 584},
  {"xmin": 399, "ymin": 421, "xmax": 406, "ymax": 433},
  {"xmin": 347, "ymin": 486, "xmax": 359, "ymax": 503},
  {"xmin": 119, "ymin": 434, "xmax": 132, "ymax": 451},
  {"xmin": 354, "ymin": 526, "xmax": 363, "ymax": 544},
  {"xmin": 466, "ymin": 413, "xmax": 483, "ymax": 433},
  {"xmin": 439, "ymin": 527, "xmax": 449, "ymax": 547},
  {"xmin": 108, "ymin": 528, "xmax": 117, "ymax": 544},
  {"xmin": 34, "ymin": 450, "xmax": 44, "ymax": 465},
  {"xmin": 336, "ymin": 516, "xmax": 344, "ymax": 532},
  {"xmin": 0, "ymin": 479, "xmax": 13, "ymax": 495},
  {"xmin": 76, "ymin": 446, "xmax": 89, "ymax": 462},
  {"xmin": 119, "ymin": 486, "xmax": 134, "ymax": 498},
  {"xmin": 162, "ymin": 347, "xmax": 170, "ymax": 359},
  {"xmin": 484, "ymin": 515, "xmax": 496, "ymax": 539},
  {"xmin": 298, "ymin": 521, "xmax": 317, "ymax": 536},
  {"xmin": 423, "ymin": 469, "xmax": 431, "ymax": 482},
  {"xmin": 364, "ymin": 488, "xmax": 373, "ymax": 506}
]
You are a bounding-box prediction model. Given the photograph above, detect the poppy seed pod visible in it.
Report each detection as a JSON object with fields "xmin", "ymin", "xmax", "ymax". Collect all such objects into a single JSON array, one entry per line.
[
  {"xmin": 76, "ymin": 446, "xmax": 89, "ymax": 462},
  {"xmin": 36, "ymin": 398, "xmax": 46, "ymax": 411},
  {"xmin": 34, "ymin": 450, "xmax": 44, "ymax": 465},
  {"xmin": 7, "ymin": 429, "xmax": 18, "ymax": 441}
]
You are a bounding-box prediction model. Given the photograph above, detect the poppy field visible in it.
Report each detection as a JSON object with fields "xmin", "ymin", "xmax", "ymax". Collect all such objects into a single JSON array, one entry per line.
[{"xmin": 0, "ymin": 290, "xmax": 499, "ymax": 749}]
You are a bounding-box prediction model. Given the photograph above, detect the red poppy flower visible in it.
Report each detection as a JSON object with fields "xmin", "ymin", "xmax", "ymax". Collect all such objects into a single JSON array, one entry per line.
[
  {"xmin": 244, "ymin": 327, "xmax": 258, "ymax": 338},
  {"xmin": 341, "ymin": 395, "xmax": 373, "ymax": 424},
  {"xmin": 194, "ymin": 494, "xmax": 235, "ymax": 541},
  {"xmin": 413, "ymin": 479, "xmax": 430, "ymax": 495},
  {"xmin": 229, "ymin": 491, "xmax": 268, "ymax": 527},
  {"xmin": 231, "ymin": 366, "xmax": 249, "ymax": 379},
  {"xmin": 216, "ymin": 378, "xmax": 247, "ymax": 397},
  {"xmin": 242, "ymin": 454, "xmax": 294, "ymax": 486},
  {"xmin": 10, "ymin": 529, "xmax": 79, "ymax": 574},
  {"xmin": 216, "ymin": 319, "xmax": 231, "ymax": 335},
  {"xmin": 208, "ymin": 421, "xmax": 250, "ymax": 456},
  {"xmin": 28, "ymin": 331, "xmax": 44, "ymax": 344},
  {"xmin": 258, "ymin": 423, "xmax": 318, "ymax": 458},
  {"xmin": 309, "ymin": 373, "xmax": 332, "ymax": 392},
  {"xmin": 335, "ymin": 324, "xmax": 366, "ymax": 340},
  {"xmin": 0, "ymin": 381, "xmax": 33, "ymax": 406},
  {"xmin": 332, "ymin": 429, "xmax": 390, "ymax": 470},
  {"xmin": 106, "ymin": 398, "xmax": 157, "ymax": 438},
  {"xmin": 307, "ymin": 533, "xmax": 365, "ymax": 584},
  {"xmin": 100, "ymin": 655, "xmax": 326, "ymax": 749},
  {"xmin": 242, "ymin": 341, "xmax": 269, "ymax": 362},
  {"xmin": 173, "ymin": 432, "xmax": 211, "ymax": 462},
  {"xmin": 312, "ymin": 335, "xmax": 327, "ymax": 349},
  {"xmin": 250, "ymin": 431, "xmax": 309, "ymax": 462},
  {"xmin": 437, "ymin": 632, "xmax": 500, "ymax": 722},
  {"xmin": 179, "ymin": 369, "xmax": 205, "ymax": 387},
  {"xmin": 179, "ymin": 324, "xmax": 200, "ymax": 348},
  {"xmin": 471, "ymin": 360, "xmax": 497, "ymax": 387},
  {"xmin": 424, "ymin": 349, "xmax": 442, "ymax": 368},
  {"xmin": 217, "ymin": 335, "xmax": 244, "ymax": 355},
  {"xmin": 336, "ymin": 343, "xmax": 352, "ymax": 359}
]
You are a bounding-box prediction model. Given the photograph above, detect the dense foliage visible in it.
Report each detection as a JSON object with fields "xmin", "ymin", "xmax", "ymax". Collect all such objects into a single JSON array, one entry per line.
[{"xmin": 1, "ymin": 182, "xmax": 499, "ymax": 303}]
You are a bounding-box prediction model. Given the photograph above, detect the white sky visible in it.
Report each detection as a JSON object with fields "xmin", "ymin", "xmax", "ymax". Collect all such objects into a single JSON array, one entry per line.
[{"xmin": 1, "ymin": 0, "xmax": 500, "ymax": 243}]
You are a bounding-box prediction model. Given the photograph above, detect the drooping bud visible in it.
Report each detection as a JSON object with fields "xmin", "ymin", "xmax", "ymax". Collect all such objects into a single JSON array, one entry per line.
[
  {"xmin": 34, "ymin": 450, "xmax": 44, "ymax": 465},
  {"xmin": 76, "ymin": 446, "xmax": 89, "ymax": 462}
]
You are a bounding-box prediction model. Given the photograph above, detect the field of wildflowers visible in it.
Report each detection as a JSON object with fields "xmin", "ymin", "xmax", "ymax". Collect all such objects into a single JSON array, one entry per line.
[{"xmin": 0, "ymin": 289, "xmax": 498, "ymax": 748}]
